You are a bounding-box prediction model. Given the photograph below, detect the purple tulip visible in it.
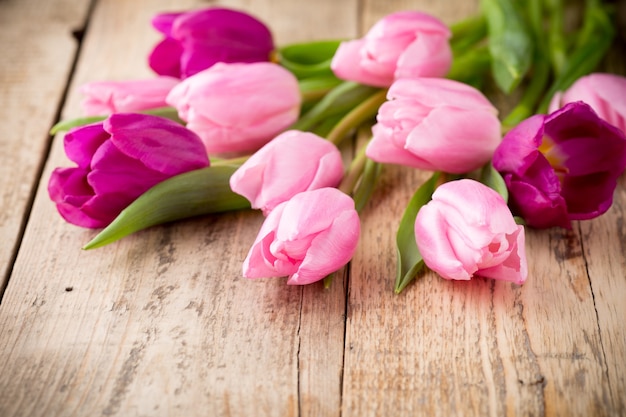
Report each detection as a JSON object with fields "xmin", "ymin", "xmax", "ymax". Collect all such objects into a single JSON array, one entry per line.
[
  {"xmin": 48, "ymin": 114, "xmax": 209, "ymax": 228},
  {"xmin": 493, "ymin": 102, "xmax": 626, "ymax": 229},
  {"xmin": 148, "ymin": 7, "xmax": 274, "ymax": 79}
]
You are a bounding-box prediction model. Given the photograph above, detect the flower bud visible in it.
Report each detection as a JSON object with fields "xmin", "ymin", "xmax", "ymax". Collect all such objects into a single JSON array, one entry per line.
[
  {"xmin": 330, "ymin": 11, "xmax": 452, "ymax": 87},
  {"xmin": 243, "ymin": 188, "xmax": 360, "ymax": 285},
  {"xmin": 166, "ymin": 62, "xmax": 301, "ymax": 155},
  {"xmin": 230, "ymin": 130, "xmax": 344, "ymax": 215},
  {"xmin": 366, "ymin": 77, "xmax": 501, "ymax": 173},
  {"xmin": 79, "ymin": 77, "xmax": 179, "ymax": 116},
  {"xmin": 149, "ymin": 7, "xmax": 274, "ymax": 79},
  {"xmin": 415, "ymin": 179, "xmax": 527, "ymax": 284},
  {"xmin": 48, "ymin": 114, "xmax": 209, "ymax": 228}
]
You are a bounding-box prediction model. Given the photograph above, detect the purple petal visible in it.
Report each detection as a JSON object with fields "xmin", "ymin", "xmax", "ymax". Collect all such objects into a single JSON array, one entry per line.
[{"xmin": 104, "ymin": 113, "xmax": 209, "ymax": 175}]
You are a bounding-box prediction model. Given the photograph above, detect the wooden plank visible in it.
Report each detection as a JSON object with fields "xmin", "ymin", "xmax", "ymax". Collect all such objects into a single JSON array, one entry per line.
[
  {"xmin": 0, "ymin": 0, "xmax": 357, "ymax": 416},
  {"xmin": 0, "ymin": 0, "xmax": 91, "ymax": 293},
  {"xmin": 342, "ymin": 1, "xmax": 625, "ymax": 416}
]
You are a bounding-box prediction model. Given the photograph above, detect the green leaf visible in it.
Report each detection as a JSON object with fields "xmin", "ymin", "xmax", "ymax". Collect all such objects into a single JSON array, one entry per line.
[
  {"xmin": 481, "ymin": 0, "xmax": 533, "ymax": 94},
  {"xmin": 480, "ymin": 163, "xmax": 508, "ymax": 202},
  {"xmin": 278, "ymin": 40, "xmax": 342, "ymax": 79},
  {"xmin": 289, "ymin": 81, "xmax": 379, "ymax": 132},
  {"xmin": 50, "ymin": 107, "xmax": 183, "ymax": 135},
  {"xmin": 537, "ymin": 1, "xmax": 615, "ymax": 113},
  {"xmin": 352, "ymin": 158, "xmax": 382, "ymax": 213},
  {"xmin": 83, "ymin": 165, "xmax": 250, "ymax": 250},
  {"xmin": 394, "ymin": 172, "xmax": 440, "ymax": 294},
  {"xmin": 299, "ymin": 75, "xmax": 343, "ymax": 105}
]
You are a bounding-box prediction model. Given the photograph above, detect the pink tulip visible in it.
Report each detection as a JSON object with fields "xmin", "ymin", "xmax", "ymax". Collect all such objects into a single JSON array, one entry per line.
[
  {"xmin": 330, "ymin": 11, "xmax": 452, "ymax": 87},
  {"xmin": 79, "ymin": 77, "xmax": 179, "ymax": 116},
  {"xmin": 229, "ymin": 130, "xmax": 344, "ymax": 215},
  {"xmin": 243, "ymin": 188, "xmax": 360, "ymax": 285},
  {"xmin": 166, "ymin": 62, "xmax": 301, "ymax": 154},
  {"xmin": 415, "ymin": 179, "xmax": 527, "ymax": 284},
  {"xmin": 48, "ymin": 113, "xmax": 209, "ymax": 228},
  {"xmin": 549, "ymin": 73, "xmax": 626, "ymax": 133},
  {"xmin": 366, "ymin": 77, "xmax": 501, "ymax": 173}
]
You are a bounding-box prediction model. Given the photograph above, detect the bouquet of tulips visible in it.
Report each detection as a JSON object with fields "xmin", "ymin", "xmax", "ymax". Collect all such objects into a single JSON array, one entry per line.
[{"xmin": 49, "ymin": 1, "xmax": 626, "ymax": 293}]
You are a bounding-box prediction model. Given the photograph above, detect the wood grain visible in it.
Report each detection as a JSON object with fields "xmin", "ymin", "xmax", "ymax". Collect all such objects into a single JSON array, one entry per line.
[
  {"xmin": 0, "ymin": 0, "xmax": 624, "ymax": 416},
  {"xmin": 0, "ymin": 0, "xmax": 91, "ymax": 294}
]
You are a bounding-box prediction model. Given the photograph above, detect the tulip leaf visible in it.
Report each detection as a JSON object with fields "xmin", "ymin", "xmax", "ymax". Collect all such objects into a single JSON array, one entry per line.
[
  {"xmin": 537, "ymin": 1, "xmax": 615, "ymax": 113},
  {"xmin": 290, "ymin": 81, "xmax": 379, "ymax": 132},
  {"xmin": 480, "ymin": 163, "xmax": 508, "ymax": 203},
  {"xmin": 83, "ymin": 165, "xmax": 250, "ymax": 250},
  {"xmin": 50, "ymin": 107, "xmax": 184, "ymax": 134},
  {"xmin": 481, "ymin": 0, "xmax": 533, "ymax": 94},
  {"xmin": 278, "ymin": 40, "xmax": 341, "ymax": 79},
  {"xmin": 395, "ymin": 172, "xmax": 440, "ymax": 294}
]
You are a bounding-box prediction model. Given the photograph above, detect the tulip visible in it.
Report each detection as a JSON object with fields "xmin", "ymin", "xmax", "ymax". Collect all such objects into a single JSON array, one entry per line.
[
  {"xmin": 79, "ymin": 77, "xmax": 179, "ymax": 116},
  {"xmin": 549, "ymin": 73, "xmax": 626, "ymax": 133},
  {"xmin": 415, "ymin": 179, "xmax": 527, "ymax": 284},
  {"xmin": 149, "ymin": 7, "xmax": 274, "ymax": 79},
  {"xmin": 366, "ymin": 77, "xmax": 501, "ymax": 173},
  {"xmin": 493, "ymin": 102, "xmax": 626, "ymax": 229},
  {"xmin": 166, "ymin": 62, "xmax": 301, "ymax": 155},
  {"xmin": 330, "ymin": 11, "xmax": 452, "ymax": 87},
  {"xmin": 243, "ymin": 188, "xmax": 360, "ymax": 285},
  {"xmin": 229, "ymin": 130, "xmax": 344, "ymax": 215},
  {"xmin": 48, "ymin": 113, "xmax": 209, "ymax": 228}
]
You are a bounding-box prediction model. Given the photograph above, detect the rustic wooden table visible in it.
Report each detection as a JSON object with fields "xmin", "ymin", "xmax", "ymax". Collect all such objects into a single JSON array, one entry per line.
[{"xmin": 1, "ymin": 0, "xmax": 625, "ymax": 416}]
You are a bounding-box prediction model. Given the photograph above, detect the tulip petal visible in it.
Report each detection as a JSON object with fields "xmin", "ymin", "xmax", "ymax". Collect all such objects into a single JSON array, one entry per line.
[
  {"xmin": 105, "ymin": 113, "xmax": 209, "ymax": 175},
  {"xmin": 288, "ymin": 210, "xmax": 360, "ymax": 285}
]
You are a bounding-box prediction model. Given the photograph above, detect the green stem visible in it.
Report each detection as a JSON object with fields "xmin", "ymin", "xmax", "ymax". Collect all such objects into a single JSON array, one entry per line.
[
  {"xmin": 338, "ymin": 144, "xmax": 368, "ymax": 195},
  {"xmin": 325, "ymin": 89, "xmax": 387, "ymax": 146},
  {"xmin": 450, "ymin": 15, "xmax": 487, "ymax": 56},
  {"xmin": 502, "ymin": 56, "xmax": 550, "ymax": 126},
  {"xmin": 546, "ymin": 0, "xmax": 567, "ymax": 75}
]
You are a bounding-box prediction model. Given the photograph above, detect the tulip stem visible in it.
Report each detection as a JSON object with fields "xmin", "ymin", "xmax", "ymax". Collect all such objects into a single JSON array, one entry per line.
[
  {"xmin": 339, "ymin": 144, "xmax": 368, "ymax": 195},
  {"xmin": 211, "ymin": 155, "xmax": 248, "ymax": 167},
  {"xmin": 326, "ymin": 89, "xmax": 387, "ymax": 146},
  {"xmin": 338, "ymin": 139, "xmax": 382, "ymax": 212}
]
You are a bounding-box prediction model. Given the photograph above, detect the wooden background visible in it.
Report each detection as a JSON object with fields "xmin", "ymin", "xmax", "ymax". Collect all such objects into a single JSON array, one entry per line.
[{"xmin": 0, "ymin": 0, "xmax": 625, "ymax": 416}]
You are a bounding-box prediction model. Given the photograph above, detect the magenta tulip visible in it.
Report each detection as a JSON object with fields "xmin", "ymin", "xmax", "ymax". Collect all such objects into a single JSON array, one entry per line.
[
  {"xmin": 366, "ymin": 77, "xmax": 501, "ymax": 173},
  {"xmin": 243, "ymin": 188, "xmax": 360, "ymax": 285},
  {"xmin": 549, "ymin": 73, "xmax": 626, "ymax": 133},
  {"xmin": 166, "ymin": 62, "xmax": 301, "ymax": 155},
  {"xmin": 330, "ymin": 11, "xmax": 452, "ymax": 87},
  {"xmin": 149, "ymin": 7, "xmax": 274, "ymax": 79},
  {"xmin": 229, "ymin": 130, "xmax": 344, "ymax": 215},
  {"xmin": 493, "ymin": 102, "xmax": 626, "ymax": 229},
  {"xmin": 48, "ymin": 113, "xmax": 209, "ymax": 228},
  {"xmin": 79, "ymin": 77, "xmax": 179, "ymax": 116},
  {"xmin": 415, "ymin": 179, "xmax": 527, "ymax": 284}
]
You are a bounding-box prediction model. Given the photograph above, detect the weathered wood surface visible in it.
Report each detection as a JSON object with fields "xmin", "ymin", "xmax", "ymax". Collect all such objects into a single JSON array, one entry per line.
[
  {"xmin": 0, "ymin": 0, "xmax": 624, "ymax": 416},
  {"xmin": 0, "ymin": 0, "xmax": 92, "ymax": 292}
]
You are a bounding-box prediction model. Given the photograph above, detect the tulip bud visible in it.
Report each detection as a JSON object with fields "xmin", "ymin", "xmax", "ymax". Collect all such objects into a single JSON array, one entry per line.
[
  {"xmin": 366, "ymin": 77, "xmax": 501, "ymax": 173},
  {"xmin": 230, "ymin": 130, "xmax": 344, "ymax": 215},
  {"xmin": 330, "ymin": 11, "xmax": 452, "ymax": 87},
  {"xmin": 149, "ymin": 7, "xmax": 275, "ymax": 79},
  {"xmin": 415, "ymin": 179, "xmax": 527, "ymax": 284},
  {"xmin": 79, "ymin": 77, "xmax": 179, "ymax": 116},
  {"xmin": 48, "ymin": 113, "xmax": 209, "ymax": 228},
  {"xmin": 166, "ymin": 62, "xmax": 301, "ymax": 155},
  {"xmin": 243, "ymin": 188, "xmax": 360, "ymax": 285}
]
